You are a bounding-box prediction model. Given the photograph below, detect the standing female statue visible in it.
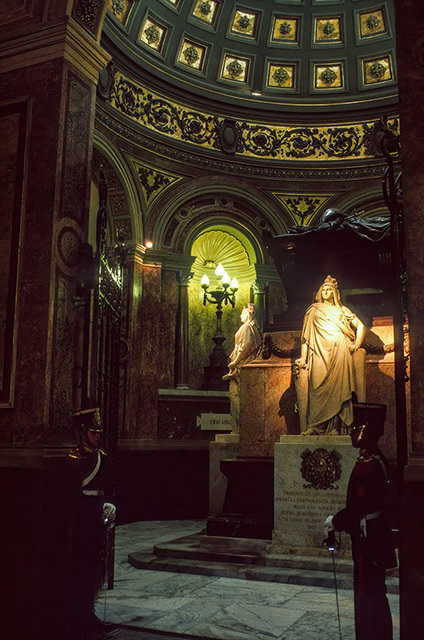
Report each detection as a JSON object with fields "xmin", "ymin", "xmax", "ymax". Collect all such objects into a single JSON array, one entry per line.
[{"xmin": 294, "ymin": 275, "xmax": 366, "ymax": 435}]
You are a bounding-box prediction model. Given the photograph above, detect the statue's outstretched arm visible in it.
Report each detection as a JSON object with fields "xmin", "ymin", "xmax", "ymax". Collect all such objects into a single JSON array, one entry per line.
[{"xmin": 350, "ymin": 315, "xmax": 366, "ymax": 353}]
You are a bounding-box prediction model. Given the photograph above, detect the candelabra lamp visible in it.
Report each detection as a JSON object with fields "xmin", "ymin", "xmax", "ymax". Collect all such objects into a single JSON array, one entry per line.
[{"xmin": 201, "ymin": 263, "xmax": 238, "ymax": 389}]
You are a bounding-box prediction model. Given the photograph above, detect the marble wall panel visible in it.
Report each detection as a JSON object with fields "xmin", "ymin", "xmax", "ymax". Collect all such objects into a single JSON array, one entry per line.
[
  {"xmin": 393, "ymin": 5, "xmax": 424, "ymax": 637},
  {"xmin": 125, "ymin": 262, "xmax": 158, "ymax": 438},
  {"xmin": 60, "ymin": 74, "xmax": 93, "ymax": 223},
  {"xmin": 50, "ymin": 274, "xmax": 80, "ymax": 442},
  {"xmin": 366, "ymin": 361, "xmax": 396, "ymax": 460},
  {"xmin": 238, "ymin": 360, "xmax": 297, "ymax": 458},
  {"xmin": 158, "ymin": 270, "xmax": 177, "ymax": 389},
  {"xmin": 188, "ymin": 281, "xmax": 251, "ymax": 390}
]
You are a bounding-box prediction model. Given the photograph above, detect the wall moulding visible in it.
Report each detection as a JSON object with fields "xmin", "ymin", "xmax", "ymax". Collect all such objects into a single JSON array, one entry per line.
[{"xmin": 0, "ymin": 18, "xmax": 111, "ymax": 84}]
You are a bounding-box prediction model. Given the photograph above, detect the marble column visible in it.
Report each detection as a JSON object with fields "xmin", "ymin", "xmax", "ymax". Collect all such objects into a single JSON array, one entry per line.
[
  {"xmin": 394, "ymin": 2, "xmax": 424, "ymax": 638},
  {"xmin": 175, "ymin": 270, "xmax": 192, "ymax": 389},
  {"xmin": 0, "ymin": 5, "xmax": 110, "ymax": 441},
  {"xmin": 124, "ymin": 245, "xmax": 165, "ymax": 440},
  {"xmin": 251, "ymin": 279, "xmax": 268, "ymax": 334}
]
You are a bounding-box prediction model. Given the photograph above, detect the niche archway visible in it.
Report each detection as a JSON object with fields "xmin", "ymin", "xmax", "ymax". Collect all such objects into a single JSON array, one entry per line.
[{"xmin": 188, "ymin": 227, "xmax": 259, "ymax": 389}]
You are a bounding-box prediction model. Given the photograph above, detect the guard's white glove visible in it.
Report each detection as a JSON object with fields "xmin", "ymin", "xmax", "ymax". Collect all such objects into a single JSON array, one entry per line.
[
  {"xmin": 103, "ymin": 502, "xmax": 116, "ymax": 522},
  {"xmin": 324, "ymin": 514, "xmax": 335, "ymax": 537}
]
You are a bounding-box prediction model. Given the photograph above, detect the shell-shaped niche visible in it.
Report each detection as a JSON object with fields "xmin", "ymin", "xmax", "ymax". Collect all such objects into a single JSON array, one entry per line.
[{"xmin": 191, "ymin": 230, "xmax": 256, "ymax": 284}]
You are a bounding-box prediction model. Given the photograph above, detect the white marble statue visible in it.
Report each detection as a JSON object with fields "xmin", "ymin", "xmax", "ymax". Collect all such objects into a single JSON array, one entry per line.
[
  {"xmin": 223, "ymin": 303, "xmax": 262, "ymax": 433},
  {"xmin": 294, "ymin": 275, "xmax": 366, "ymax": 435}
]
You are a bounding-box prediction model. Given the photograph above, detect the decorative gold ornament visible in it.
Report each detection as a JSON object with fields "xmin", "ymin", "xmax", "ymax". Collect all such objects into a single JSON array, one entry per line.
[
  {"xmin": 363, "ymin": 55, "xmax": 393, "ymax": 85},
  {"xmin": 301, "ymin": 448, "xmax": 342, "ymax": 490}
]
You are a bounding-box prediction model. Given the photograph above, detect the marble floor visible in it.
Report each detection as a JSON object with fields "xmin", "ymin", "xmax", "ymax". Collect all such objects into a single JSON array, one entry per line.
[{"xmin": 98, "ymin": 520, "xmax": 400, "ymax": 640}]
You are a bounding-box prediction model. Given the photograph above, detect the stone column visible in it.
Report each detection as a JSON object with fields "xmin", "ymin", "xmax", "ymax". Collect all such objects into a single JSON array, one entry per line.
[
  {"xmin": 251, "ymin": 279, "xmax": 267, "ymax": 334},
  {"xmin": 394, "ymin": 2, "xmax": 424, "ymax": 638},
  {"xmin": 175, "ymin": 270, "xmax": 192, "ymax": 389},
  {"xmin": 0, "ymin": 4, "xmax": 110, "ymax": 441},
  {"xmin": 125, "ymin": 245, "xmax": 164, "ymax": 440}
]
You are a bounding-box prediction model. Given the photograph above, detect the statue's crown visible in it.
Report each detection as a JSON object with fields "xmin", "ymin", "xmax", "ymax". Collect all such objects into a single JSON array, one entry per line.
[{"xmin": 323, "ymin": 275, "xmax": 338, "ymax": 289}]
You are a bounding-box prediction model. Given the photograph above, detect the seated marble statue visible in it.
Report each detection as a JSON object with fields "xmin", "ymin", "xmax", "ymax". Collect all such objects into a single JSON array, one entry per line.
[
  {"xmin": 223, "ymin": 303, "xmax": 262, "ymax": 433},
  {"xmin": 294, "ymin": 275, "xmax": 366, "ymax": 435}
]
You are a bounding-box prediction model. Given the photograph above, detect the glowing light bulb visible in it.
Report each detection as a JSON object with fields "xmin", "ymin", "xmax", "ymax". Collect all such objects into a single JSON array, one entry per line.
[
  {"xmin": 215, "ymin": 263, "xmax": 226, "ymax": 277},
  {"xmin": 201, "ymin": 274, "xmax": 209, "ymax": 289},
  {"xmin": 230, "ymin": 277, "xmax": 239, "ymax": 290},
  {"xmin": 145, "ymin": 240, "xmax": 153, "ymax": 248},
  {"xmin": 222, "ymin": 273, "xmax": 230, "ymax": 286}
]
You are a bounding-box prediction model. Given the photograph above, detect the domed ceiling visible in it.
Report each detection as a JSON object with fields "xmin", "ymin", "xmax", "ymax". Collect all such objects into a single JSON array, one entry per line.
[{"xmin": 103, "ymin": 0, "xmax": 397, "ymax": 118}]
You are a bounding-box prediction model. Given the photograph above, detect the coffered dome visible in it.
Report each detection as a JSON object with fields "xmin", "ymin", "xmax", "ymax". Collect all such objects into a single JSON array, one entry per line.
[{"xmin": 103, "ymin": 0, "xmax": 397, "ymax": 119}]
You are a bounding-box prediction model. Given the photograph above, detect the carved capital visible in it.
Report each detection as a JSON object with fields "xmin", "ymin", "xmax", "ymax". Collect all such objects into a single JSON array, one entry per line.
[
  {"xmin": 178, "ymin": 271, "xmax": 193, "ymax": 287},
  {"xmin": 251, "ymin": 280, "xmax": 268, "ymax": 295}
]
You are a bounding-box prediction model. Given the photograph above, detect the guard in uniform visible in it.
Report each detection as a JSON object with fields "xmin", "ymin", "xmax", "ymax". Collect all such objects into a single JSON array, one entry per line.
[
  {"xmin": 66, "ymin": 407, "xmax": 116, "ymax": 635},
  {"xmin": 324, "ymin": 403, "xmax": 397, "ymax": 640}
]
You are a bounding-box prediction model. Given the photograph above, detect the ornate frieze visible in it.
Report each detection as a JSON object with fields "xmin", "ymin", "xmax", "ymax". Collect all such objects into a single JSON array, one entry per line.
[
  {"xmin": 110, "ymin": 194, "xmax": 128, "ymax": 216},
  {"xmin": 73, "ymin": 0, "xmax": 105, "ymax": 37},
  {"xmin": 97, "ymin": 110, "xmax": 387, "ymax": 182},
  {"xmin": 132, "ymin": 160, "xmax": 182, "ymax": 206},
  {"xmin": 273, "ymin": 193, "xmax": 335, "ymax": 226},
  {"xmin": 106, "ymin": 73, "xmax": 397, "ymax": 163},
  {"xmin": 114, "ymin": 218, "xmax": 132, "ymax": 242}
]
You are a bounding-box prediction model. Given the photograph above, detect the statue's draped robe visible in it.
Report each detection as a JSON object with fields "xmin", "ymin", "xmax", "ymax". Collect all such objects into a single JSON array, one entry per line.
[
  {"xmin": 229, "ymin": 320, "xmax": 262, "ymax": 380},
  {"xmin": 301, "ymin": 302, "xmax": 360, "ymax": 430},
  {"xmin": 227, "ymin": 320, "xmax": 262, "ymax": 433}
]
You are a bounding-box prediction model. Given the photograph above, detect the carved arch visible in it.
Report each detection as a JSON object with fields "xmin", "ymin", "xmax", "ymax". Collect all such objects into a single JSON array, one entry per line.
[
  {"xmin": 92, "ymin": 131, "xmax": 143, "ymax": 245},
  {"xmin": 148, "ymin": 178, "xmax": 287, "ymax": 260}
]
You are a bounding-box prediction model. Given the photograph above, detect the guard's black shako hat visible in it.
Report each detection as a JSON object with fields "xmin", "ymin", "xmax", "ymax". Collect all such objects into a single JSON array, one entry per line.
[
  {"xmin": 352, "ymin": 403, "xmax": 386, "ymax": 441},
  {"xmin": 72, "ymin": 407, "xmax": 102, "ymax": 432}
]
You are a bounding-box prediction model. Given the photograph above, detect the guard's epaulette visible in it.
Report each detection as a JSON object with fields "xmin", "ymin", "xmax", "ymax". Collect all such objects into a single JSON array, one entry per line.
[{"xmin": 68, "ymin": 447, "xmax": 83, "ymax": 460}]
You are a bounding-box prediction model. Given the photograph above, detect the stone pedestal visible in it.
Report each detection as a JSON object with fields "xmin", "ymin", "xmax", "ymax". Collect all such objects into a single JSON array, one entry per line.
[
  {"xmin": 209, "ymin": 434, "xmax": 239, "ymax": 518},
  {"xmin": 274, "ymin": 436, "xmax": 357, "ymax": 556},
  {"xmin": 238, "ymin": 356, "xmax": 297, "ymax": 457},
  {"xmin": 207, "ymin": 453, "xmax": 274, "ymax": 539}
]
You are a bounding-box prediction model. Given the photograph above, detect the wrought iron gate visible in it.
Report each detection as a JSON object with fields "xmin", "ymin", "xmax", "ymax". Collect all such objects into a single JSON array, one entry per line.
[{"xmin": 79, "ymin": 171, "xmax": 125, "ymax": 589}]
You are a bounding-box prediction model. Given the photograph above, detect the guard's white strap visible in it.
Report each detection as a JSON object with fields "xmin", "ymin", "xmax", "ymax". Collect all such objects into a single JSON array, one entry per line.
[
  {"xmin": 82, "ymin": 451, "xmax": 101, "ymax": 488},
  {"xmin": 359, "ymin": 510, "xmax": 383, "ymax": 539},
  {"xmin": 366, "ymin": 510, "xmax": 382, "ymax": 521}
]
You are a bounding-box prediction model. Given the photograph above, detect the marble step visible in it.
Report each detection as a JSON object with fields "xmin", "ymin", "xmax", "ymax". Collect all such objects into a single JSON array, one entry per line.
[{"xmin": 128, "ymin": 533, "xmax": 399, "ymax": 594}]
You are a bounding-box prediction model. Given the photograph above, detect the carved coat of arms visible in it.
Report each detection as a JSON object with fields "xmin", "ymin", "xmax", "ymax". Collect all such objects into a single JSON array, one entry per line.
[{"xmin": 300, "ymin": 448, "xmax": 342, "ymax": 490}]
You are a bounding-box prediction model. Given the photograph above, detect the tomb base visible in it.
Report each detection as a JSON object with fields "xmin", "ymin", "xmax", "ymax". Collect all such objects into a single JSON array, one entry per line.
[
  {"xmin": 273, "ymin": 435, "xmax": 358, "ymax": 556},
  {"xmin": 206, "ymin": 457, "xmax": 274, "ymax": 539}
]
